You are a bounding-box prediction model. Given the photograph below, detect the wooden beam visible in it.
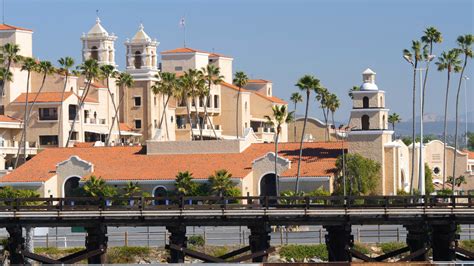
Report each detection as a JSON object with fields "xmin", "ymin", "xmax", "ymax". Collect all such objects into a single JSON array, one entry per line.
[
  {"xmin": 228, "ymin": 246, "xmax": 276, "ymax": 262},
  {"xmin": 60, "ymin": 248, "xmax": 105, "ymax": 264},
  {"xmin": 347, "ymin": 247, "xmax": 376, "ymax": 262},
  {"xmin": 398, "ymin": 247, "xmax": 429, "ymax": 262},
  {"xmin": 166, "ymin": 244, "xmax": 226, "ymax": 263},
  {"xmin": 455, "ymin": 246, "xmax": 474, "ymax": 259},
  {"xmin": 374, "ymin": 246, "xmax": 410, "ymax": 261},
  {"xmin": 218, "ymin": 245, "xmax": 251, "ymax": 260},
  {"xmin": 21, "ymin": 250, "xmax": 61, "ymax": 264}
]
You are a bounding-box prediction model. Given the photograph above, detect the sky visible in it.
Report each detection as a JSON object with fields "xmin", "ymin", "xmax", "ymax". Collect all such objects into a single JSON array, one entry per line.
[{"xmin": 5, "ymin": 0, "xmax": 474, "ymax": 124}]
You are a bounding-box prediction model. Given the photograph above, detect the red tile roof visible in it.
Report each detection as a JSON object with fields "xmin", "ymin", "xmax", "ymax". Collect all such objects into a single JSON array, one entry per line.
[
  {"xmin": 119, "ymin": 123, "xmax": 133, "ymax": 131},
  {"xmin": 0, "ymin": 142, "xmax": 344, "ymax": 183},
  {"xmin": 0, "ymin": 115, "xmax": 21, "ymax": 123},
  {"xmin": 162, "ymin": 47, "xmax": 232, "ymax": 58},
  {"xmin": 466, "ymin": 150, "xmax": 474, "ymax": 160},
  {"xmin": 254, "ymin": 92, "xmax": 287, "ymax": 104},
  {"xmin": 0, "ymin": 24, "xmax": 32, "ymax": 32},
  {"xmin": 13, "ymin": 91, "xmax": 98, "ymax": 104},
  {"xmin": 220, "ymin": 81, "xmax": 251, "ymax": 93},
  {"xmin": 248, "ymin": 79, "xmax": 271, "ymax": 84}
]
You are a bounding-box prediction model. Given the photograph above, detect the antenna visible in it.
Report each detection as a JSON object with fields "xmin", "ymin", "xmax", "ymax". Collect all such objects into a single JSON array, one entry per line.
[{"xmin": 96, "ymin": 9, "xmax": 99, "ymax": 19}]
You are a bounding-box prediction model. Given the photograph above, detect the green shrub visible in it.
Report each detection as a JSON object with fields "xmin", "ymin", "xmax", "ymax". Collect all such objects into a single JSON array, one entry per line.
[
  {"xmin": 460, "ymin": 240, "xmax": 474, "ymax": 252},
  {"xmin": 378, "ymin": 242, "xmax": 406, "ymax": 254},
  {"xmin": 188, "ymin": 235, "xmax": 205, "ymax": 246},
  {"xmin": 280, "ymin": 244, "xmax": 328, "ymax": 261},
  {"xmin": 212, "ymin": 246, "xmax": 230, "ymax": 257},
  {"xmin": 353, "ymin": 243, "xmax": 370, "ymax": 255},
  {"xmin": 107, "ymin": 246, "xmax": 151, "ymax": 263},
  {"xmin": 34, "ymin": 247, "xmax": 85, "ymax": 256}
]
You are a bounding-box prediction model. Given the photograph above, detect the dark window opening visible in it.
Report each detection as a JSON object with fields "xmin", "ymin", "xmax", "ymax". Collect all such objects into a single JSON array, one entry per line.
[
  {"xmin": 363, "ymin": 96, "xmax": 369, "ymax": 108},
  {"xmin": 135, "ymin": 119, "xmax": 142, "ymax": 129},
  {"xmin": 362, "ymin": 115, "xmax": 370, "ymax": 130},
  {"xmin": 39, "ymin": 135, "xmax": 58, "ymax": 146},
  {"xmin": 68, "ymin": 105, "xmax": 77, "ymax": 121},
  {"xmin": 39, "ymin": 108, "xmax": 58, "ymax": 120},
  {"xmin": 134, "ymin": 51, "xmax": 142, "ymax": 69},
  {"xmin": 90, "ymin": 46, "xmax": 99, "ymax": 61},
  {"xmin": 214, "ymin": 95, "xmax": 219, "ymax": 108},
  {"xmin": 134, "ymin": 96, "xmax": 141, "ymax": 107}
]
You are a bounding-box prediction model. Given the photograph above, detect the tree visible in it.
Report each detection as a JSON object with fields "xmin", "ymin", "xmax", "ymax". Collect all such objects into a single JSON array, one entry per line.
[
  {"xmin": 424, "ymin": 163, "xmax": 434, "ymax": 195},
  {"xmin": 315, "ymin": 87, "xmax": 331, "ymax": 141},
  {"xmin": 201, "ymin": 65, "xmax": 224, "ymax": 139},
  {"xmin": 0, "ymin": 43, "xmax": 21, "ymax": 96},
  {"xmin": 452, "ymin": 34, "xmax": 473, "ymax": 193},
  {"xmin": 57, "ymin": 57, "xmax": 75, "ymax": 142},
  {"xmin": 290, "ymin": 92, "xmax": 303, "ymax": 142},
  {"xmin": 14, "ymin": 57, "xmax": 37, "ymax": 168},
  {"xmin": 122, "ymin": 181, "xmax": 141, "ymax": 197},
  {"xmin": 100, "ymin": 65, "xmax": 120, "ymax": 146},
  {"xmin": 468, "ymin": 132, "xmax": 474, "ymax": 151},
  {"xmin": 447, "ymin": 175, "xmax": 467, "ymax": 188},
  {"xmin": 208, "ymin": 169, "xmax": 240, "ymax": 197},
  {"xmin": 403, "ymin": 40, "xmax": 423, "ymax": 195},
  {"xmin": 178, "ymin": 71, "xmax": 198, "ymax": 140},
  {"xmin": 80, "ymin": 175, "xmax": 117, "ymax": 198},
  {"xmin": 388, "ymin": 113, "xmax": 401, "ymax": 131},
  {"xmin": 152, "ymin": 72, "xmax": 177, "ymax": 140},
  {"xmin": 420, "ymin": 27, "xmax": 443, "ymax": 115},
  {"xmin": 326, "ymin": 93, "xmax": 340, "ymax": 136},
  {"xmin": 436, "ymin": 49, "xmax": 462, "ymax": 189},
  {"xmin": 233, "ymin": 71, "xmax": 248, "ymax": 139},
  {"xmin": 175, "ymin": 171, "xmax": 197, "ymax": 196},
  {"xmin": 348, "ymin": 86, "xmax": 360, "ymax": 99},
  {"xmin": 66, "ymin": 59, "xmax": 100, "ymax": 147},
  {"xmin": 334, "ymin": 153, "xmax": 380, "ymax": 196},
  {"xmin": 113, "ymin": 72, "xmax": 134, "ymax": 145},
  {"xmin": 294, "ymin": 75, "xmax": 321, "ymax": 193},
  {"xmin": 265, "ymin": 105, "xmax": 294, "ymax": 195}
]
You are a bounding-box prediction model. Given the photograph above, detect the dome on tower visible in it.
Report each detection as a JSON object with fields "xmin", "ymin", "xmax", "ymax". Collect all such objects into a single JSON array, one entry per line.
[
  {"xmin": 87, "ymin": 17, "xmax": 109, "ymax": 37},
  {"xmin": 131, "ymin": 24, "xmax": 152, "ymax": 43},
  {"xmin": 360, "ymin": 68, "xmax": 379, "ymax": 91}
]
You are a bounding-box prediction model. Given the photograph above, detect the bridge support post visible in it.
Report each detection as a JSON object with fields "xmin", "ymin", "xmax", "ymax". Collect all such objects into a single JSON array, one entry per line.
[
  {"xmin": 432, "ymin": 222, "xmax": 457, "ymax": 261},
  {"xmin": 324, "ymin": 224, "xmax": 353, "ymax": 262},
  {"xmin": 6, "ymin": 226, "xmax": 25, "ymax": 265},
  {"xmin": 248, "ymin": 223, "xmax": 271, "ymax": 262},
  {"xmin": 167, "ymin": 225, "xmax": 187, "ymax": 263},
  {"xmin": 85, "ymin": 224, "xmax": 108, "ymax": 264},
  {"xmin": 405, "ymin": 224, "xmax": 430, "ymax": 261}
]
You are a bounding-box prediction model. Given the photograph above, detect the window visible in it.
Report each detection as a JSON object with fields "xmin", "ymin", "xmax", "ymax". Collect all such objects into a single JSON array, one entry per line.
[
  {"xmin": 171, "ymin": 116, "xmax": 174, "ymax": 123},
  {"xmin": 214, "ymin": 95, "xmax": 219, "ymax": 108},
  {"xmin": 70, "ymin": 132, "xmax": 78, "ymax": 140},
  {"xmin": 433, "ymin": 167, "xmax": 441, "ymax": 175},
  {"xmin": 134, "ymin": 51, "xmax": 142, "ymax": 69},
  {"xmin": 268, "ymin": 87, "xmax": 271, "ymax": 95},
  {"xmin": 199, "ymin": 97, "xmax": 204, "ymax": 107},
  {"xmin": 191, "ymin": 99, "xmax": 196, "ymax": 107},
  {"xmin": 68, "ymin": 105, "xmax": 77, "ymax": 121},
  {"xmin": 0, "ymin": 105, "xmax": 4, "ymax": 115},
  {"xmin": 134, "ymin": 96, "xmax": 142, "ymax": 107},
  {"xmin": 84, "ymin": 109, "xmax": 89, "ymax": 119},
  {"xmin": 207, "ymin": 96, "xmax": 211, "ymax": 108},
  {"xmin": 245, "ymin": 101, "xmax": 248, "ymax": 111},
  {"xmin": 361, "ymin": 115, "xmax": 370, "ymax": 130},
  {"xmin": 154, "ymin": 119, "xmax": 157, "ymax": 128},
  {"xmin": 363, "ymin": 96, "xmax": 369, "ymax": 108},
  {"xmin": 39, "ymin": 108, "xmax": 58, "ymax": 120},
  {"xmin": 154, "ymin": 96, "xmax": 157, "ymax": 106},
  {"xmin": 90, "ymin": 46, "xmax": 98, "ymax": 60},
  {"xmin": 382, "ymin": 115, "xmax": 386, "ymax": 129},
  {"xmin": 175, "ymin": 66, "xmax": 183, "ymax": 71},
  {"xmin": 134, "ymin": 119, "xmax": 142, "ymax": 129},
  {"xmin": 380, "ymin": 96, "xmax": 383, "ymax": 107},
  {"xmin": 39, "ymin": 135, "xmax": 58, "ymax": 146}
]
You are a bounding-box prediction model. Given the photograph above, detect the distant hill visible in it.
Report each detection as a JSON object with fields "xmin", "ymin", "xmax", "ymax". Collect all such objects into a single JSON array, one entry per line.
[{"xmin": 395, "ymin": 121, "xmax": 474, "ymax": 137}]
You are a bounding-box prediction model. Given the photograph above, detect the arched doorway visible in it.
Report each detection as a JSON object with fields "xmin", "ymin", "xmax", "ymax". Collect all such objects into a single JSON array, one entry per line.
[
  {"xmin": 259, "ymin": 174, "xmax": 277, "ymax": 197},
  {"xmin": 134, "ymin": 51, "xmax": 142, "ymax": 69},
  {"xmin": 90, "ymin": 46, "xmax": 99, "ymax": 61},
  {"xmin": 361, "ymin": 115, "xmax": 370, "ymax": 130},
  {"xmin": 153, "ymin": 186, "xmax": 168, "ymax": 205},
  {"xmin": 363, "ymin": 96, "xmax": 369, "ymax": 108},
  {"xmin": 63, "ymin": 176, "xmax": 81, "ymax": 206}
]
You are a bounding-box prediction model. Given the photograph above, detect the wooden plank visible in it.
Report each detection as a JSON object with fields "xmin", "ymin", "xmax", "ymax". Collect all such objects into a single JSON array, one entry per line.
[
  {"xmin": 227, "ymin": 246, "xmax": 275, "ymax": 262},
  {"xmin": 21, "ymin": 250, "xmax": 61, "ymax": 264},
  {"xmin": 166, "ymin": 244, "xmax": 226, "ymax": 262},
  {"xmin": 398, "ymin": 247, "xmax": 429, "ymax": 262},
  {"xmin": 347, "ymin": 246, "xmax": 376, "ymax": 262},
  {"xmin": 455, "ymin": 246, "xmax": 474, "ymax": 259},
  {"xmin": 61, "ymin": 248, "xmax": 104, "ymax": 264},
  {"xmin": 374, "ymin": 246, "xmax": 410, "ymax": 261},
  {"xmin": 218, "ymin": 245, "xmax": 251, "ymax": 260}
]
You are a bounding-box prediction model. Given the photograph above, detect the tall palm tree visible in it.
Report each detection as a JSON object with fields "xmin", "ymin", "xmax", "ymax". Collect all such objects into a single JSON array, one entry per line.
[
  {"xmin": 66, "ymin": 59, "xmax": 100, "ymax": 147},
  {"xmin": 421, "ymin": 27, "xmax": 443, "ymax": 115},
  {"xmin": 181, "ymin": 69, "xmax": 202, "ymax": 140},
  {"xmin": 435, "ymin": 49, "xmax": 462, "ymax": 189},
  {"xmin": 201, "ymin": 65, "xmax": 224, "ymax": 139},
  {"xmin": 233, "ymin": 71, "xmax": 248, "ymax": 139},
  {"xmin": 316, "ymin": 87, "xmax": 330, "ymax": 141},
  {"xmin": 265, "ymin": 105, "xmax": 294, "ymax": 195},
  {"xmin": 151, "ymin": 72, "xmax": 177, "ymax": 140},
  {"xmin": 14, "ymin": 57, "xmax": 37, "ymax": 167},
  {"xmin": 175, "ymin": 171, "xmax": 196, "ymax": 196},
  {"xmin": 113, "ymin": 72, "xmax": 134, "ymax": 144},
  {"xmin": 294, "ymin": 75, "xmax": 320, "ymax": 193},
  {"xmin": 388, "ymin": 113, "xmax": 402, "ymax": 131},
  {"xmin": 176, "ymin": 76, "xmax": 195, "ymax": 140},
  {"xmin": 27, "ymin": 61, "xmax": 54, "ymax": 115},
  {"xmin": 57, "ymin": 57, "xmax": 75, "ymax": 143},
  {"xmin": 194, "ymin": 73, "xmax": 207, "ymax": 140},
  {"xmin": 403, "ymin": 40, "xmax": 422, "ymax": 195},
  {"xmin": 0, "ymin": 43, "xmax": 21, "ymax": 96},
  {"xmin": 326, "ymin": 93, "xmax": 340, "ymax": 132},
  {"xmin": 290, "ymin": 92, "xmax": 303, "ymax": 142},
  {"xmin": 452, "ymin": 34, "xmax": 473, "ymax": 192},
  {"xmin": 100, "ymin": 65, "xmax": 120, "ymax": 146}
]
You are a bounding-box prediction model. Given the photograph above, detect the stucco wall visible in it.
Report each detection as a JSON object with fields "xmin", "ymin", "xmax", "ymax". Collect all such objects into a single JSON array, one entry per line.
[{"xmin": 287, "ymin": 118, "xmax": 336, "ymax": 143}]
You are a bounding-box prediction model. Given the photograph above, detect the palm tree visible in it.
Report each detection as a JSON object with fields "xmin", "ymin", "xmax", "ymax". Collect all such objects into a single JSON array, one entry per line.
[
  {"xmin": 151, "ymin": 72, "xmax": 177, "ymax": 140},
  {"xmin": 436, "ymin": 49, "xmax": 462, "ymax": 189},
  {"xmin": 0, "ymin": 43, "xmax": 21, "ymax": 96},
  {"xmin": 201, "ymin": 65, "xmax": 224, "ymax": 139},
  {"xmin": 100, "ymin": 65, "xmax": 120, "ymax": 146},
  {"xmin": 316, "ymin": 87, "xmax": 330, "ymax": 141},
  {"xmin": 208, "ymin": 169, "xmax": 236, "ymax": 196},
  {"xmin": 113, "ymin": 72, "xmax": 134, "ymax": 145},
  {"xmin": 181, "ymin": 69, "xmax": 202, "ymax": 140},
  {"xmin": 348, "ymin": 86, "xmax": 360, "ymax": 99},
  {"xmin": 176, "ymin": 76, "xmax": 195, "ymax": 140},
  {"xmin": 403, "ymin": 40, "xmax": 422, "ymax": 195},
  {"xmin": 82, "ymin": 175, "xmax": 117, "ymax": 198},
  {"xmin": 265, "ymin": 105, "xmax": 294, "ymax": 195},
  {"xmin": 175, "ymin": 171, "xmax": 196, "ymax": 196},
  {"xmin": 27, "ymin": 61, "xmax": 54, "ymax": 115},
  {"xmin": 421, "ymin": 27, "xmax": 443, "ymax": 115},
  {"xmin": 290, "ymin": 92, "xmax": 303, "ymax": 142},
  {"xmin": 452, "ymin": 34, "xmax": 473, "ymax": 192},
  {"xmin": 294, "ymin": 75, "xmax": 320, "ymax": 193},
  {"xmin": 66, "ymin": 59, "xmax": 100, "ymax": 147},
  {"xmin": 326, "ymin": 93, "xmax": 340, "ymax": 133},
  {"xmin": 14, "ymin": 57, "xmax": 36, "ymax": 168},
  {"xmin": 122, "ymin": 181, "xmax": 141, "ymax": 197},
  {"xmin": 233, "ymin": 71, "xmax": 248, "ymax": 139},
  {"xmin": 388, "ymin": 113, "xmax": 402, "ymax": 131},
  {"xmin": 57, "ymin": 57, "xmax": 75, "ymax": 143}
]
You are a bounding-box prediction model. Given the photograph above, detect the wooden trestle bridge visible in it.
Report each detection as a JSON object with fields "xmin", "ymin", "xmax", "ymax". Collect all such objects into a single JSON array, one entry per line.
[{"xmin": 1, "ymin": 195, "xmax": 474, "ymax": 264}]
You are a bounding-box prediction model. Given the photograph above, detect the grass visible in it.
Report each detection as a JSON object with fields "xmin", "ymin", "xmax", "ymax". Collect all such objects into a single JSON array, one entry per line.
[
  {"xmin": 106, "ymin": 246, "xmax": 151, "ymax": 263},
  {"xmin": 377, "ymin": 242, "xmax": 407, "ymax": 254},
  {"xmin": 460, "ymin": 240, "xmax": 474, "ymax": 252},
  {"xmin": 353, "ymin": 242, "xmax": 370, "ymax": 255},
  {"xmin": 34, "ymin": 247, "xmax": 85, "ymax": 256},
  {"xmin": 280, "ymin": 244, "xmax": 328, "ymax": 261}
]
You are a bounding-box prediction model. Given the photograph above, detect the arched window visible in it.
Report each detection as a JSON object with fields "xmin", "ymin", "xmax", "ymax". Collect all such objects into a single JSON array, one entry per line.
[
  {"xmin": 64, "ymin": 176, "xmax": 81, "ymax": 198},
  {"xmin": 108, "ymin": 46, "xmax": 114, "ymax": 63},
  {"xmin": 363, "ymin": 96, "xmax": 369, "ymax": 108},
  {"xmin": 362, "ymin": 115, "xmax": 370, "ymax": 130},
  {"xmin": 151, "ymin": 51, "xmax": 156, "ymax": 67},
  {"xmin": 380, "ymin": 96, "xmax": 383, "ymax": 107},
  {"xmin": 153, "ymin": 186, "xmax": 168, "ymax": 205},
  {"xmin": 244, "ymin": 101, "xmax": 248, "ymax": 111},
  {"xmin": 260, "ymin": 173, "xmax": 277, "ymax": 205},
  {"xmin": 134, "ymin": 51, "xmax": 142, "ymax": 69},
  {"xmin": 214, "ymin": 95, "xmax": 219, "ymax": 108},
  {"xmin": 90, "ymin": 46, "xmax": 99, "ymax": 61},
  {"xmin": 382, "ymin": 115, "xmax": 386, "ymax": 129}
]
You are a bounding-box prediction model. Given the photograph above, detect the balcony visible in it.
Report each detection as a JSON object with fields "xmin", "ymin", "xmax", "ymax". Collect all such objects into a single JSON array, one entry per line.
[
  {"xmin": 255, "ymin": 127, "xmax": 275, "ymax": 143},
  {"xmin": 176, "ymin": 123, "xmax": 223, "ymax": 139},
  {"xmin": 0, "ymin": 140, "xmax": 38, "ymax": 155}
]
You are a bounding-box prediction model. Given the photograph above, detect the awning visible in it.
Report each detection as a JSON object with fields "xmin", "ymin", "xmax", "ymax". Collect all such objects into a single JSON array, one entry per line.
[
  {"xmin": 85, "ymin": 129, "xmax": 109, "ymax": 134},
  {"xmin": 112, "ymin": 131, "xmax": 142, "ymax": 136}
]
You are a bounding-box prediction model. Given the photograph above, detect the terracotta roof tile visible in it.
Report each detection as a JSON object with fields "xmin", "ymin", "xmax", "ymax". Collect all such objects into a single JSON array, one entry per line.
[
  {"xmin": 13, "ymin": 91, "xmax": 74, "ymax": 104},
  {"xmin": 465, "ymin": 150, "xmax": 474, "ymax": 160},
  {"xmin": 73, "ymin": 142, "xmax": 95, "ymax": 148},
  {"xmin": 0, "ymin": 115, "xmax": 21, "ymax": 123},
  {"xmin": 0, "ymin": 142, "xmax": 344, "ymax": 183},
  {"xmin": 119, "ymin": 123, "xmax": 133, "ymax": 131},
  {"xmin": 0, "ymin": 24, "xmax": 32, "ymax": 32},
  {"xmin": 162, "ymin": 47, "xmax": 232, "ymax": 58},
  {"xmin": 248, "ymin": 79, "xmax": 271, "ymax": 84},
  {"xmin": 253, "ymin": 92, "xmax": 287, "ymax": 104},
  {"xmin": 220, "ymin": 81, "xmax": 251, "ymax": 93}
]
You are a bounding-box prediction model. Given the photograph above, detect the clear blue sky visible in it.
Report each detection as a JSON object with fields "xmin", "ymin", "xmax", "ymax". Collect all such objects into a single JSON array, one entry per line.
[{"xmin": 6, "ymin": 0, "xmax": 474, "ymax": 123}]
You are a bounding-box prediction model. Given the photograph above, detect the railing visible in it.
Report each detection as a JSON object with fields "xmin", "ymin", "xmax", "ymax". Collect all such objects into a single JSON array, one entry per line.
[{"xmin": 0, "ymin": 195, "xmax": 472, "ymax": 212}]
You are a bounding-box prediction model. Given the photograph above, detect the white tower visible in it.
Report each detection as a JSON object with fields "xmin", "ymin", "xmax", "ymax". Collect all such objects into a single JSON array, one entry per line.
[
  {"xmin": 81, "ymin": 18, "xmax": 118, "ymax": 66},
  {"xmin": 124, "ymin": 24, "xmax": 159, "ymax": 80}
]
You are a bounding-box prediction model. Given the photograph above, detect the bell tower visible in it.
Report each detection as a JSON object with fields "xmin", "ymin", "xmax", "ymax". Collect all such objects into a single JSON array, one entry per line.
[
  {"xmin": 124, "ymin": 24, "xmax": 159, "ymax": 80},
  {"xmin": 348, "ymin": 68, "xmax": 394, "ymax": 194},
  {"xmin": 81, "ymin": 17, "xmax": 117, "ymax": 66}
]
